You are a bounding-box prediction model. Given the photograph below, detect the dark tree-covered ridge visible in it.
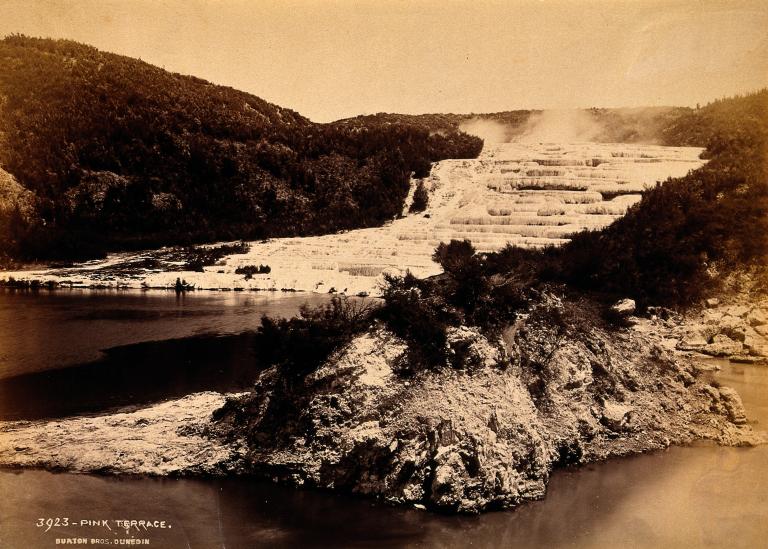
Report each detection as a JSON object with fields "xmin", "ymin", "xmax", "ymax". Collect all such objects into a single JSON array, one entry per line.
[{"xmin": 0, "ymin": 35, "xmax": 483, "ymax": 261}]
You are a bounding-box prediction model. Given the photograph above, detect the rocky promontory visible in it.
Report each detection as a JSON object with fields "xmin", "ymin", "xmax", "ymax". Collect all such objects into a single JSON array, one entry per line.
[
  {"xmin": 0, "ymin": 293, "xmax": 763, "ymax": 513},
  {"xmin": 209, "ymin": 294, "xmax": 762, "ymax": 513}
]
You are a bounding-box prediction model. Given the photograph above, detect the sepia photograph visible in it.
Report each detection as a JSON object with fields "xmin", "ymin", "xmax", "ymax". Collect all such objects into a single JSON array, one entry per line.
[{"xmin": 0, "ymin": 0, "xmax": 766, "ymax": 547}]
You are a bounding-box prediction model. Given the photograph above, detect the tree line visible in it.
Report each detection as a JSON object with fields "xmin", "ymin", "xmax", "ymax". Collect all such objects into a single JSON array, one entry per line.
[{"xmin": 0, "ymin": 35, "xmax": 482, "ymax": 262}]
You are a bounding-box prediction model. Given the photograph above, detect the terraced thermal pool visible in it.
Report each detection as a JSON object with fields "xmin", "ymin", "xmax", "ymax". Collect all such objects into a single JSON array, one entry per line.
[{"xmin": 2, "ymin": 142, "xmax": 705, "ymax": 296}]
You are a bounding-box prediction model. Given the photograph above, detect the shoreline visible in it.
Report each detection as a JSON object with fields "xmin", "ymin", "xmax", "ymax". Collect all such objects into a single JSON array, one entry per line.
[
  {"xmin": 0, "ymin": 291, "xmax": 764, "ymax": 513},
  {"xmin": 0, "ymin": 142, "xmax": 705, "ymax": 298}
]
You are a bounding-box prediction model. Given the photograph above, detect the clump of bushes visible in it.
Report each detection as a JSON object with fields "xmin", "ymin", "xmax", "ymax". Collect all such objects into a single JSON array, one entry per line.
[
  {"xmin": 236, "ymin": 264, "xmax": 271, "ymax": 279},
  {"xmin": 431, "ymin": 239, "xmax": 532, "ymax": 328},
  {"xmin": 182, "ymin": 241, "xmax": 250, "ymax": 272},
  {"xmin": 409, "ymin": 181, "xmax": 429, "ymax": 213},
  {"xmin": 374, "ymin": 241, "xmax": 535, "ymax": 373},
  {"xmin": 255, "ymin": 296, "xmax": 378, "ymax": 380},
  {"xmin": 216, "ymin": 296, "xmax": 378, "ymax": 437},
  {"xmin": 376, "ymin": 272, "xmax": 453, "ymax": 373}
]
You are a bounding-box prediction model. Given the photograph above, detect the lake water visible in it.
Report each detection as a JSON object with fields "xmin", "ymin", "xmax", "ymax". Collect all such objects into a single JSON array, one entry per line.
[
  {"xmin": 0, "ymin": 288, "xmax": 337, "ymax": 419},
  {"xmin": 0, "ymin": 288, "xmax": 338, "ymax": 378},
  {"xmin": 0, "ymin": 290, "xmax": 766, "ymax": 548}
]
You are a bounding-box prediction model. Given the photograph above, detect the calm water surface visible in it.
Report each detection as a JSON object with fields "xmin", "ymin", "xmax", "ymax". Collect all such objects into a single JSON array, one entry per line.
[
  {"xmin": 0, "ymin": 291, "xmax": 766, "ymax": 548},
  {"xmin": 0, "ymin": 288, "xmax": 335, "ymax": 378},
  {"xmin": 0, "ymin": 289, "xmax": 338, "ymax": 419}
]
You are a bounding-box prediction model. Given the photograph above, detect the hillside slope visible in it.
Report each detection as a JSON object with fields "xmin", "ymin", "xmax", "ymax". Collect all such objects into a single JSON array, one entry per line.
[
  {"xmin": 0, "ymin": 35, "xmax": 482, "ymax": 262},
  {"xmin": 338, "ymin": 105, "xmax": 689, "ymax": 145},
  {"xmin": 545, "ymin": 90, "xmax": 768, "ymax": 305}
]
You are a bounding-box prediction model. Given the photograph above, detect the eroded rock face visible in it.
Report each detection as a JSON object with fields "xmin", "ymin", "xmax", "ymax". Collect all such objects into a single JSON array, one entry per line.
[
  {"xmin": 0, "ymin": 292, "xmax": 762, "ymax": 514},
  {"xmin": 717, "ymin": 387, "xmax": 749, "ymax": 425},
  {"xmin": 213, "ymin": 298, "xmax": 761, "ymax": 513},
  {"xmin": 703, "ymin": 334, "xmax": 744, "ymax": 357},
  {"xmin": 670, "ymin": 280, "xmax": 768, "ymax": 361}
]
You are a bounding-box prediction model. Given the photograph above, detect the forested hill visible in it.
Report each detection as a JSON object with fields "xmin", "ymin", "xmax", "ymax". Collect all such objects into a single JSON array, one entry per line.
[
  {"xmin": 0, "ymin": 35, "xmax": 483, "ymax": 261},
  {"xmin": 338, "ymin": 106, "xmax": 689, "ymax": 145}
]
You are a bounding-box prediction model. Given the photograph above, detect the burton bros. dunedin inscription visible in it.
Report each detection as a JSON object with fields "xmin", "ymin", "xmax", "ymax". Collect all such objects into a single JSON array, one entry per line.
[{"xmin": 35, "ymin": 517, "xmax": 172, "ymax": 546}]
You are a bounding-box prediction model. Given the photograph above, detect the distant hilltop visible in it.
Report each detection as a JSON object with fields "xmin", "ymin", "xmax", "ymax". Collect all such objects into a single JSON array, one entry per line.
[
  {"xmin": 337, "ymin": 105, "xmax": 688, "ymax": 146},
  {"xmin": 0, "ymin": 35, "xmax": 482, "ymax": 263},
  {"xmin": 0, "ymin": 35, "xmax": 765, "ymax": 266}
]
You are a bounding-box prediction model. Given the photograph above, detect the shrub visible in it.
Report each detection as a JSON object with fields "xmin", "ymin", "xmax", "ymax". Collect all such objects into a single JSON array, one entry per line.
[
  {"xmin": 377, "ymin": 272, "xmax": 453, "ymax": 372},
  {"xmin": 432, "ymin": 239, "xmax": 477, "ymax": 275},
  {"xmin": 255, "ymin": 296, "xmax": 378, "ymax": 380},
  {"xmin": 235, "ymin": 264, "xmax": 271, "ymax": 278},
  {"xmin": 409, "ymin": 181, "xmax": 429, "ymax": 213},
  {"xmin": 182, "ymin": 242, "xmax": 250, "ymax": 272}
]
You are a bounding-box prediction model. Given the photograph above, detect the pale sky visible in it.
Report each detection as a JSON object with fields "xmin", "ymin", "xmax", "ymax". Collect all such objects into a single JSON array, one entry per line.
[{"xmin": 1, "ymin": 0, "xmax": 766, "ymax": 122}]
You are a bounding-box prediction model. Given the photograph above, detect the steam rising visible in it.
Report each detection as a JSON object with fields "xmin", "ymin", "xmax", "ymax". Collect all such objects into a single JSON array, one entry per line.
[
  {"xmin": 458, "ymin": 118, "xmax": 511, "ymax": 143},
  {"xmin": 459, "ymin": 107, "xmax": 671, "ymax": 147},
  {"xmin": 460, "ymin": 109, "xmax": 604, "ymax": 145},
  {"xmin": 517, "ymin": 110, "xmax": 603, "ymax": 143}
]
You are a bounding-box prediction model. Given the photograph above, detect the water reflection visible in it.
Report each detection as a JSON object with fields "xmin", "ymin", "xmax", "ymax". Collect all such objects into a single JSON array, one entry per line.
[
  {"xmin": 2, "ymin": 438, "xmax": 766, "ymax": 548},
  {"xmin": 0, "ymin": 289, "xmax": 348, "ymax": 419},
  {"xmin": 0, "ymin": 333, "xmax": 262, "ymax": 420},
  {"xmin": 0, "ymin": 288, "xmax": 335, "ymax": 378},
  {"xmin": 0, "ymin": 286, "xmax": 766, "ymax": 548}
]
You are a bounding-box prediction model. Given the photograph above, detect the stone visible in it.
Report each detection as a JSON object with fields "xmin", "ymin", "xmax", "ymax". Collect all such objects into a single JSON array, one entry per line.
[
  {"xmin": 611, "ymin": 299, "xmax": 636, "ymax": 316},
  {"xmin": 705, "ymin": 298, "xmax": 720, "ymax": 308},
  {"xmin": 702, "ymin": 334, "xmax": 743, "ymax": 357},
  {"xmin": 718, "ymin": 387, "xmax": 748, "ymax": 425},
  {"xmin": 744, "ymin": 328, "xmax": 768, "ymax": 357},
  {"xmin": 747, "ymin": 308, "xmax": 767, "ymax": 327},
  {"xmin": 677, "ymin": 326, "xmax": 710, "ymax": 350},
  {"xmin": 718, "ymin": 315, "xmax": 747, "ymax": 342},
  {"xmin": 729, "ymin": 355, "xmax": 767, "ymax": 365},
  {"xmin": 727, "ymin": 305, "xmax": 750, "ymax": 318},
  {"xmin": 446, "ymin": 326, "xmax": 505, "ymax": 369},
  {"xmin": 701, "ymin": 386, "xmax": 723, "ymax": 413},
  {"xmin": 600, "ymin": 401, "xmax": 634, "ymax": 432},
  {"xmin": 693, "ymin": 361, "xmax": 721, "ymax": 372}
]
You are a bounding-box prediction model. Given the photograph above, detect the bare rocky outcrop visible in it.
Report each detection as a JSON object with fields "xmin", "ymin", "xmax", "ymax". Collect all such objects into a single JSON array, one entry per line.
[
  {"xmin": 652, "ymin": 271, "xmax": 768, "ymax": 364},
  {"xmin": 210, "ymin": 296, "xmax": 762, "ymax": 513},
  {"xmin": 0, "ymin": 293, "xmax": 762, "ymax": 514}
]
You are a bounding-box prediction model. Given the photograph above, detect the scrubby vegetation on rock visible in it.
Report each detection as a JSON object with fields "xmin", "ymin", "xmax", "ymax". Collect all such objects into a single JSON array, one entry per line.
[
  {"xmin": 0, "ymin": 35, "xmax": 482, "ymax": 263},
  {"xmin": 212, "ymin": 290, "xmax": 760, "ymax": 513}
]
